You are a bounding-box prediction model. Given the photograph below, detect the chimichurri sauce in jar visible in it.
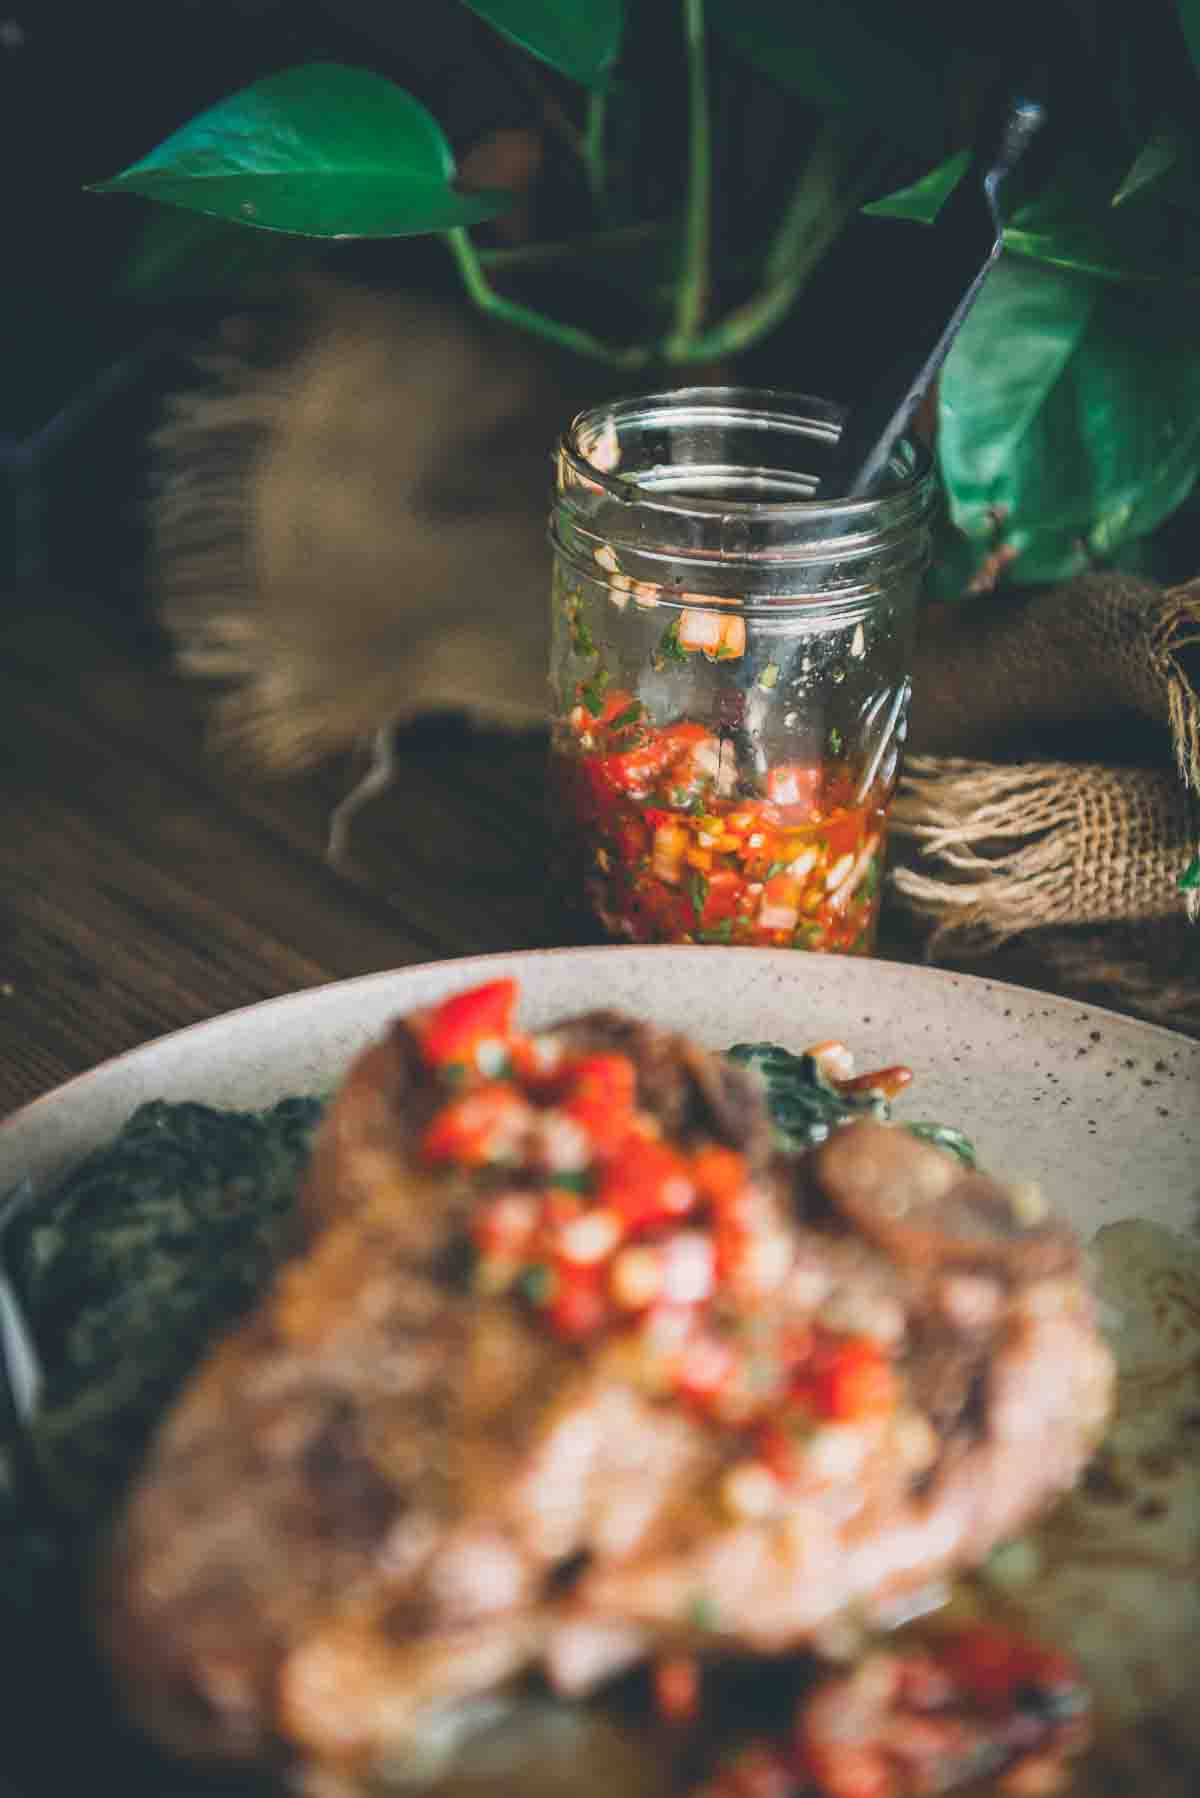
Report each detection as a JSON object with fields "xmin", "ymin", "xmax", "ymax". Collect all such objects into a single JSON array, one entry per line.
[{"xmin": 548, "ymin": 390, "xmax": 935, "ymax": 952}]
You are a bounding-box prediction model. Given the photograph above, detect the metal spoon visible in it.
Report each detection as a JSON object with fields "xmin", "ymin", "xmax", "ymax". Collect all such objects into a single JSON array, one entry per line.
[{"xmin": 817, "ymin": 95, "xmax": 1046, "ymax": 501}]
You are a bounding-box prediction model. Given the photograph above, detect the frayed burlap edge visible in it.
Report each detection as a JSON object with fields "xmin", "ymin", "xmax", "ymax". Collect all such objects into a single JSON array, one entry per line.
[
  {"xmin": 1153, "ymin": 578, "xmax": 1200, "ymax": 797},
  {"xmin": 890, "ymin": 581, "xmax": 1200, "ymax": 1030},
  {"xmin": 890, "ymin": 758, "xmax": 1199, "ymax": 945},
  {"xmin": 150, "ymin": 314, "xmax": 302, "ymax": 694}
]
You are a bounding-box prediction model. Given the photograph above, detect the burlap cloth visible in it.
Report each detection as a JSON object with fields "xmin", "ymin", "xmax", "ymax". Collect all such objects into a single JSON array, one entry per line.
[{"xmin": 149, "ymin": 277, "xmax": 1200, "ymax": 1033}]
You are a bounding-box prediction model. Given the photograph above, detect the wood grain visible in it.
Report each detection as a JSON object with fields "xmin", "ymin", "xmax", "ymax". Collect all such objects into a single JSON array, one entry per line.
[
  {"xmin": 1, "ymin": 582, "xmax": 1114, "ymax": 1120},
  {"xmin": 0, "ymin": 585, "xmax": 578, "ymax": 1114}
]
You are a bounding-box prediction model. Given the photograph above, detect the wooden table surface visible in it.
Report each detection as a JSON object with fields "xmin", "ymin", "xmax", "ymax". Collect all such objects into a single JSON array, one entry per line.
[{"xmin": 0, "ymin": 577, "xmax": 1101, "ymax": 1120}]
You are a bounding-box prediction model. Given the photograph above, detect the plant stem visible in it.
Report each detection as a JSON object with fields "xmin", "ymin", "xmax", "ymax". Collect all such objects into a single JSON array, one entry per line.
[
  {"xmin": 763, "ymin": 118, "xmax": 856, "ymax": 285},
  {"xmin": 584, "ymin": 88, "xmax": 608, "ymax": 208},
  {"xmin": 667, "ymin": 0, "xmax": 711, "ymax": 353},
  {"xmin": 679, "ymin": 129, "xmax": 893, "ymax": 362},
  {"xmin": 444, "ymin": 228, "xmax": 649, "ymax": 367}
]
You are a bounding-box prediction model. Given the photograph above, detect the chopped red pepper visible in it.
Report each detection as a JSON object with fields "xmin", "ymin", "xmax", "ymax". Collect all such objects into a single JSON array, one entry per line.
[
  {"xmin": 942, "ymin": 1624, "xmax": 1081, "ymax": 1714},
  {"xmin": 597, "ymin": 1132, "xmax": 697, "ymax": 1233},
  {"xmin": 549, "ymin": 719, "xmax": 886, "ymax": 953},
  {"xmin": 690, "ymin": 1143, "xmax": 750, "ymax": 1211},
  {"xmin": 697, "ymin": 867, "xmax": 743, "ymax": 928},
  {"xmin": 838, "ymin": 1066, "xmax": 914, "ymax": 1102},
  {"xmin": 420, "ymin": 1082, "xmax": 529, "ymax": 1167},
  {"xmin": 547, "ymin": 1276, "xmax": 610, "ymax": 1341},
  {"xmin": 796, "ymin": 1334, "xmax": 897, "ymax": 1422},
  {"xmin": 420, "ymin": 978, "xmax": 519, "ymax": 1071},
  {"xmin": 653, "ymin": 1655, "xmax": 701, "ymax": 1724}
]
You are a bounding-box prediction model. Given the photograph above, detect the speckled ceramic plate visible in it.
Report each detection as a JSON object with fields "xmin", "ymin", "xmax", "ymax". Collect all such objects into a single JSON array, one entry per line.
[
  {"xmin": 3, "ymin": 946, "xmax": 1197, "ymax": 1227},
  {"xmin": 2, "ymin": 948, "xmax": 1198, "ymax": 1796}
]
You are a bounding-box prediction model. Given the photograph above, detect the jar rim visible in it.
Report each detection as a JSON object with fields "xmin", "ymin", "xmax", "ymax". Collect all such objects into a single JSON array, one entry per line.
[{"xmin": 559, "ymin": 386, "xmax": 934, "ymax": 521}]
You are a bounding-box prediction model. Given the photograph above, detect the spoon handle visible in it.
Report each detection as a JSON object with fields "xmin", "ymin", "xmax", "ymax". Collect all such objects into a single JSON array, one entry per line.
[{"xmin": 819, "ymin": 96, "xmax": 1046, "ymax": 502}]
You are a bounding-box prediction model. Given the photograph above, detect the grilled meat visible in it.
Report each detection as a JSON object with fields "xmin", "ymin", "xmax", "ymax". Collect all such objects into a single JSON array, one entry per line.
[{"xmin": 96, "ymin": 991, "xmax": 1114, "ymax": 1791}]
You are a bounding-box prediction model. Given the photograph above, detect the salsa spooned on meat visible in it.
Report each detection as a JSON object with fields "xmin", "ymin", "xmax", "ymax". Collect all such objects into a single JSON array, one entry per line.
[{"xmin": 95, "ymin": 980, "xmax": 1115, "ymax": 1794}]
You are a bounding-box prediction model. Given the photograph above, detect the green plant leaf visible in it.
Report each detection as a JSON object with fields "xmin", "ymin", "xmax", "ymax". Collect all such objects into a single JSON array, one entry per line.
[
  {"xmin": 461, "ymin": 0, "xmax": 624, "ymax": 88},
  {"xmin": 88, "ymin": 63, "xmax": 512, "ymax": 238},
  {"xmin": 709, "ymin": 0, "xmax": 947, "ymax": 151},
  {"xmin": 1112, "ymin": 127, "xmax": 1182, "ymax": 207},
  {"xmin": 1003, "ymin": 154, "xmax": 1200, "ymax": 283},
  {"xmin": 1176, "ymin": 0, "xmax": 1200, "ymax": 73},
  {"xmin": 862, "ymin": 149, "xmax": 970, "ymax": 224},
  {"xmin": 938, "ymin": 256, "xmax": 1200, "ymax": 585}
]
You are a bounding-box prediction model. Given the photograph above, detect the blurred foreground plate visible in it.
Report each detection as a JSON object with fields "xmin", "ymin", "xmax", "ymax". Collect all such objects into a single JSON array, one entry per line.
[
  {"xmin": 3, "ymin": 946, "xmax": 1197, "ymax": 1229},
  {"xmin": 1, "ymin": 948, "xmax": 1198, "ymax": 1798}
]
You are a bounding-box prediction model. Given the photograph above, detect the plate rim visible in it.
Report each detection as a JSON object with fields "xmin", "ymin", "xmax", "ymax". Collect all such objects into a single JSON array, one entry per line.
[{"xmin": 4, "ymin": 944, "xmax": 1197, "ymax": 1145}]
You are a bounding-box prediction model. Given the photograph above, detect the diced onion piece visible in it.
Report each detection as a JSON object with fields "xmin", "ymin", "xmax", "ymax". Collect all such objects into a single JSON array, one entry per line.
[
  {"xmin": 610, "ymin": 1244, "xmax": 663, "ymax": 1310},
  {"xmin": 806, "ymin": 1039, "xmax": 856, "ymax": 1082},
  {"xmin": 825, "ymin": 850, "xmax": 856, "ymax": 893},
  {"xmin": 721, "ymin": 1459, "xmax": 782, "ymax": 1521},
  {"xmin": 675, "ymin": 1333, "xmax": 736, "ymax": 1402},
  {"xmin": 660, "ymin": 1231, "xmax": 716, "ymax": 1305},
  {"xmin": 758, "ymin": 902, "xmax": 799, "ymax": 931},
  {"xmin": 558, "ymin": 1207, "xmax": 623, "ymax": 1267},
  {"xmin": 805, "ymin": 1422, "xmax": 872, "ymax": 1483},
  {"xmin": 678, "ymin": 608, "xmax": 724, "ymax": 653},
  {"xmin": 652, "ymin": 822, "xmax": 689, "ymax": 884},
  {"xmin": 758, "ymin": 873, "xmax": 802, "ymax": 933}
]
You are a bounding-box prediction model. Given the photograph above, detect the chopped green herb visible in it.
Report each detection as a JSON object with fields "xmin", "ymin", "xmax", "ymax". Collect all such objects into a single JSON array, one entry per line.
[
  {"xmin": 906, "ymin": 1121, "xmax": 977, "ymax": 1167},
  {"xmin": 699, "ymin": 918, "xmax": 734, "ymax": 944},
  {"xmin": 549, "ymin": 1170, "xmax": 593, "ymax": 1194},
  {"xmin": 667, "ymin": 786, "xmax": 701, "ymax": 813},
  {"xmin": 656, "ymin": 619, "xmax": 688, "ymax": 665},
  {"xmin": 763, "ymin": 860, "xmax": 789, "ymax": 880},
  {"xmin": 729, "ymin": 1039, "xmax": 978, "ymax": 1165},
  {"xmin": 828, "ymin": 726, "xmax": 843, "ymax": 755},
  {"xmin": 792, "ymin": 923, "xmax": 824, "ymax": 949},
  {"xmin": 5, "ymin": 1096, "xmax": 324, "ymax": 1521},
  {"xmin": 726, "ymin": 1041, "xmax": 892, "ymax": 1149},
  {"xmin": 563, "ymin": 594, "xmax": 597, "ymax": 660},
  {"xmin": 580, "ymin": 668, "xmax": 610, "ymax": 715},
  {"xmin": 1178, "ymin": 853, "xmax": 1200, "ymax": 892},
  {"xmin": 685, "ymin": 1591, "xmax": 720, "ymax": 1631},
  {"xmin": 519, "ymin": 1264, "xmax": 557, "ymax": 1306},
  {"xmin": 758, "ymin": 662, "xmax": 780, "ymax": 690},
  {"xmin": 688, "ymin": 869, "xmax": 710, "ymax": 923},
  {"xmin": 609, "ymin": 701, "xmax": 644, "ymax": 731}
]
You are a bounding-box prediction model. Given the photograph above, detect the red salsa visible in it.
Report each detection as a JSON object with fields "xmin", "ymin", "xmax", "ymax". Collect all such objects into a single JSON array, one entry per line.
[
  {"xmin": 551, "ymin": 687, "xmax": 887, "ymax": 952},
  {"xmin": 414, "ymin": 982, "xmax": 1093, "ymax": 1798},
  {"xmin": 702, "ymin": 1625, "xmax": 1091, "ymax": 1798},
  {"xmin": 413, "ymin": 978, "xmax": 903, "ymax": 1518}
]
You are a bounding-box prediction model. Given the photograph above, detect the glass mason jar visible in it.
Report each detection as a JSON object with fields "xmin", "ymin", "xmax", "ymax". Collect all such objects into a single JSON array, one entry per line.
[{"xmin": 547, "ymin": 389, "xmax": 935, "ymax": 954}]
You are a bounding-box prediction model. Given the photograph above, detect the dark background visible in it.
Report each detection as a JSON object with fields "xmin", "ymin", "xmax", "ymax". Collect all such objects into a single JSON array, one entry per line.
[
  {"xmin": 1, "ymin": 0, "xmax": 1038, "ymax": 603},
  {"xmin": 6, "ymin": 0, "xmax": 1186, "ymax": 599}
]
